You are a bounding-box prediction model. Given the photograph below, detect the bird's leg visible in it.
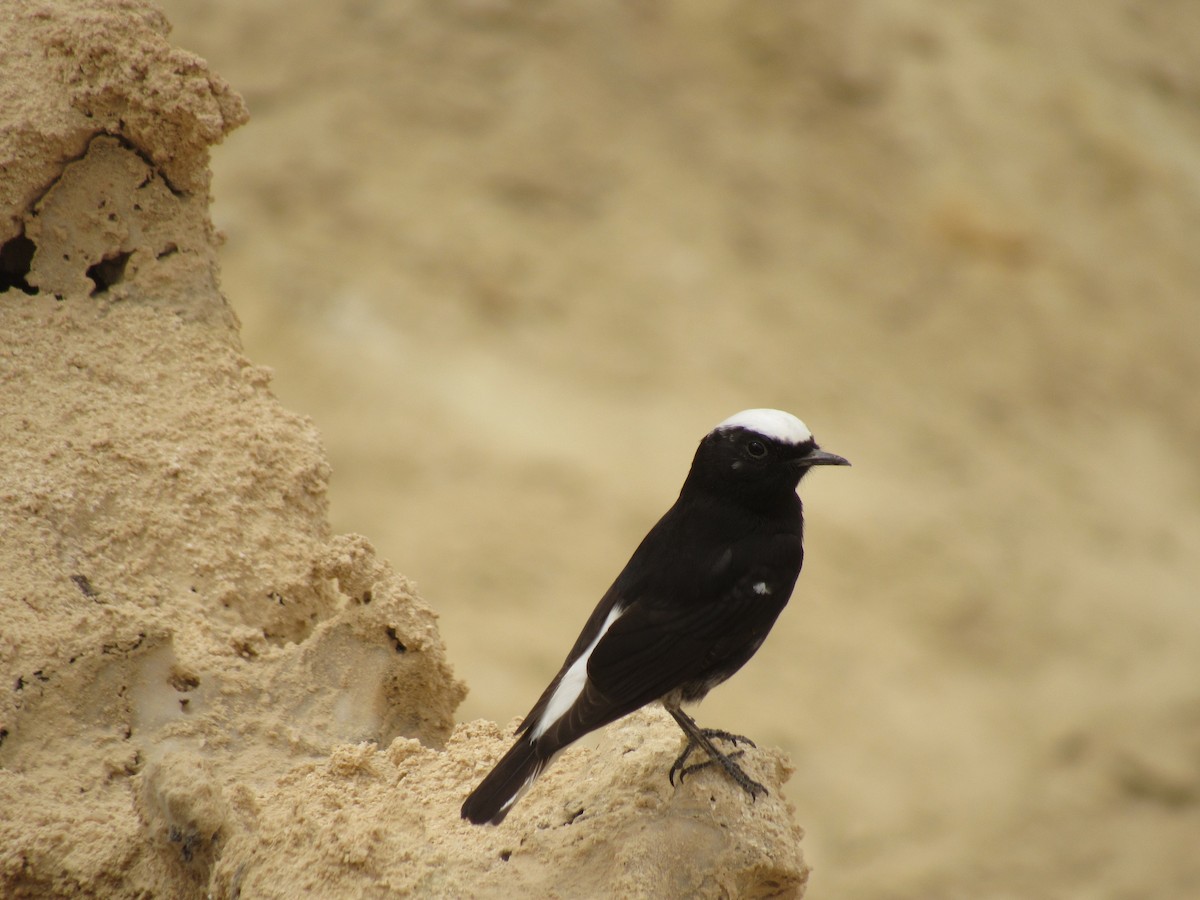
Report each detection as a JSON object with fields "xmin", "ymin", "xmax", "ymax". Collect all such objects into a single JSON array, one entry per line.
[{"xmin": 666, "ymin": 707, "xmax": 768, "ymax": 800}]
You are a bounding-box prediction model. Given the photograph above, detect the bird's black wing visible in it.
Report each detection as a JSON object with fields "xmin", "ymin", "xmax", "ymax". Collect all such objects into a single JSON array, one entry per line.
[
  {"xmin": 530, "ymin": 528, "xmax": 802, "ymax": 752},
  {"xmin": 511, "ymin": 494, "xmax": 709, "ymax": 740},
  {"xmin": 511, "ymin": 490, "xmax": 722, "ymax": 739},
  {"xmin": 595, "ymin": 531, "xmax": 800, "ymax": 702}
]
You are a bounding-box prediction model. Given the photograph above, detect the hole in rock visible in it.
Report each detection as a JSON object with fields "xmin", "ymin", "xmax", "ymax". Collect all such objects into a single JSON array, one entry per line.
[
  {"xmin": 385, "ymin": 626, "xmax": 407, "ymax": 653},
  {"xmin": 87, "ymin": 250, "xmax": 132, "ymax": 294},
  {"xmin": 0, "ymin": 235, "xmax": 37, "ymax": 295},
  {"xmin": 168, "ymin": 668, "xmax": 200, "ymax": 692}
]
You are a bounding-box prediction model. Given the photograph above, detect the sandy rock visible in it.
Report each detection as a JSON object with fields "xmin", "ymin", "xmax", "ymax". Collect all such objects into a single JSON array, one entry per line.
[
  {"xmin": 0, "ymin": 2, "xmax": 808, "ymax": 897},
  {"xmin": 213, "ymin": 709, "xmax": 807, "ymax": 899}
]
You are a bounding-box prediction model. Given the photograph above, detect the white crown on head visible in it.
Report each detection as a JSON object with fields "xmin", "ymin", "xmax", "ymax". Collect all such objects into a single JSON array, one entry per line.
[{"xmin": 715, "ymin": 409, "xmax": 813, "ymax": 446}]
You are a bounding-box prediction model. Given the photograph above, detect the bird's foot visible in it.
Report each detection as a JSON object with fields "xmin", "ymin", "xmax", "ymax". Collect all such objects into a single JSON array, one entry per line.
[
  {"xmin": 678, "ymin": 748, "xmax": 744, "ymax": 780},
  {"xmin": 668, "ymin": 730, "xmax": 767, "ymax": 800},
  {"xmin": 669, "ymin": 727, "xmax": 758, "ymax": 779}
]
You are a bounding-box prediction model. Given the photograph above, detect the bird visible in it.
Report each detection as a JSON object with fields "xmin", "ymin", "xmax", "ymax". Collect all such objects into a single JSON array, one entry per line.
[{"xmin": 460, "ymin": 408, "xmax": 849, "ymax": 825}]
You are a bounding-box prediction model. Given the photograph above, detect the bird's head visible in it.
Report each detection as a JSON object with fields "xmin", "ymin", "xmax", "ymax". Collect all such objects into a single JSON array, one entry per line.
[{"xmin": 685, "ymin": 408, "xmax": 850, "ymax": 505}]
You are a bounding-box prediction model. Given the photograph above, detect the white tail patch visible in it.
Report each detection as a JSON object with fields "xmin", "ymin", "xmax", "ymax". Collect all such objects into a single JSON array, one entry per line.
[
  {"xmin": 499, "ymin": 757, "xmax": 545, "ymax": 816},
  {"xmin": 530, "ymin": 605, "xmax": 624, "ymax": 741},
  {"xmin": 497, "ymin": 747, "xmax": 565, "ymax": 818},
  {"xmin": 753, "ymin": 581, "xmax": 771, "ymax": 595}
]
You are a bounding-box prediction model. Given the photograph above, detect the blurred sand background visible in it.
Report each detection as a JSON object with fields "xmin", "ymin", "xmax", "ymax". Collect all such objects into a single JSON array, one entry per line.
[{"xmin": 150, "ymin": 1, "xmax": 1200, "ymax": 896}]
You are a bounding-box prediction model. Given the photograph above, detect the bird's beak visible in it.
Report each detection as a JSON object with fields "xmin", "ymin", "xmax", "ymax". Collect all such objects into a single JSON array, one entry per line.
[{"xmin": 794, "ymin": 447, "xmax": 851, "ymax": 468}]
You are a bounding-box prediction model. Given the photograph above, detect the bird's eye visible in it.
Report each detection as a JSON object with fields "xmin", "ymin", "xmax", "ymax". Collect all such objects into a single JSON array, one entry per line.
[{"xmin": 746, "ymin": 440, "xmax": 767, "ymax": 459}]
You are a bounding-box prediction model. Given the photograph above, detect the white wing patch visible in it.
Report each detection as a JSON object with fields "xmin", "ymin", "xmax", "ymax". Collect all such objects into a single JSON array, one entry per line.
[
  {"xmin": 530, "ymin": 605, "xmax": 624, "ymax": 741},
  {"xmin": 715, "ymin": 408, "xmax": 812, "ymax": 446},
  {"xmin": 753, "ymin": 581, "xmax": 771, "ymax": 596}
]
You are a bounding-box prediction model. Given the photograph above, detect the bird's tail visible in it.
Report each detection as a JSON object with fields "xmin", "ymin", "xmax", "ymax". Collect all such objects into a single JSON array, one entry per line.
[{"xmin": 461, "ymin": 732, "xmax": 551, "ymax": 825}]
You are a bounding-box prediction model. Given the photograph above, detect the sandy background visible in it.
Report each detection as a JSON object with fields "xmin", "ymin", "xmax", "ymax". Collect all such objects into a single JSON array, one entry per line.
[{"xmin": 4, "ymin": 0, "xmax": 1200, "ymax": 897}]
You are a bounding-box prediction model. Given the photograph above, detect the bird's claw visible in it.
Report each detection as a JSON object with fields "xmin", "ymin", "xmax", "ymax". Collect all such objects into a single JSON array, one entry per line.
[
  {"xmin": 676, "ymin": 749, "xmax": 745, "ymax": 783},
  {"xmin": 667, "ymin": 731, "xmax": 768, "ymax": 799}
]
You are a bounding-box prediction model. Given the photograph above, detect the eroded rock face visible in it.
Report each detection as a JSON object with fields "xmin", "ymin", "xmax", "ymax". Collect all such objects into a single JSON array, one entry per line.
[
  {"xmin": 24, "ymin": 135, "xmax": 210, "ymax": 307},
  {"xmin": 1, "ymin": 2, "xmax": 465, "ymax": 895},
  {"xmin": 0, "ymin": 2, "xmax": 807, "ymax": 897},
  {"xmin": 211, "ymin": 709, "xmax": 808, "ymax": 899}
]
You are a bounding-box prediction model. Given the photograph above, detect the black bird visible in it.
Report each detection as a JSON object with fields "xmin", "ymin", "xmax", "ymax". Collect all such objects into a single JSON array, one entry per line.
[{"xmin": 461, "ymin": 408, "xmax": 849, "ymax": 825}]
